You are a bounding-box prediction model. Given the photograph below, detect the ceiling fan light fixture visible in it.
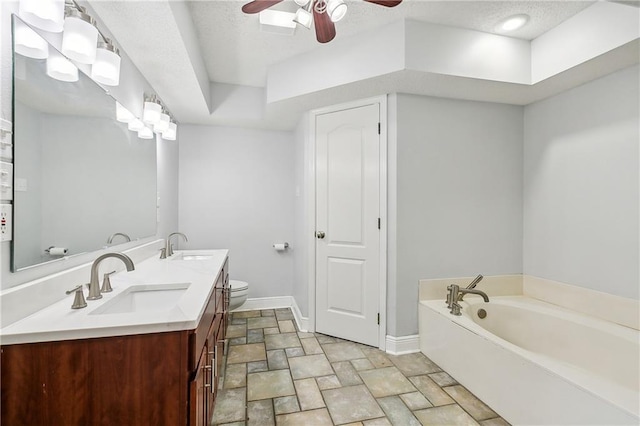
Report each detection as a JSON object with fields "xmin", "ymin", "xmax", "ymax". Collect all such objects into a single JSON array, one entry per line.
[
  {"xmin": 294, "ymin": 0, "xmax": 310, "ymax": 6},
  {"xmin": 259, "ymin": 9, "xmax": 296, "ymax": 35},
  {"xmin": 327, "ymin": 0, "xmax": 347, "ymax": 22},
  {"xmin": 496, "ymin": 14, "xmax": 529, "ymax": 33},
  {"xmin": 293, "ymin": 7, "xmax": 313, "ymax": 29}
]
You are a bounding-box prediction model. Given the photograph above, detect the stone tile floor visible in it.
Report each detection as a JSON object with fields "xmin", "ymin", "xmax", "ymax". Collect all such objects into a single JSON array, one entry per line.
[{"xmin": 213, "ymin": 308, "xmax": 510, "ymax": 426}]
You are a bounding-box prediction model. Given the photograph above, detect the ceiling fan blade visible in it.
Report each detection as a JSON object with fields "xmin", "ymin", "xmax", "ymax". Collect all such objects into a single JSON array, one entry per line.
[
  {"xmin": 313, "ymin": 8, "xmax": 336, "ymax": 43},
  {"xmin": 241, "ymin": 0, "xmax": 283, "ymax": 14},
  {"xmin": 363, "ymin": 0, "xmax": 402, "ymax": 7}
]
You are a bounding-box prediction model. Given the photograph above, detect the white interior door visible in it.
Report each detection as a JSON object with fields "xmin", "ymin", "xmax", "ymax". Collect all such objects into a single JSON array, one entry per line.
[{"xmin": 315, "ymin": 103, "xmax": 380, "ymax": 347}]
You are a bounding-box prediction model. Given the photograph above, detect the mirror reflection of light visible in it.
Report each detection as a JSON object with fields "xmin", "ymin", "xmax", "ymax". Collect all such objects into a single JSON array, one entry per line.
[
  {"xmin": 14, "ymin": 22, "xmax": 49, "ymax": 59},
  {"xmin": 46, "ymin": 47, "xmax": 78, "ymax": 82},
  {"xmin": 496, "ymin": 14, "xmax": 529, "ymax": 33}
]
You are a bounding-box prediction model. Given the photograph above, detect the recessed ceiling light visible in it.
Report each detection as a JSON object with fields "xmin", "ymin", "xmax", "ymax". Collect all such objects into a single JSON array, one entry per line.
[{"xmin": 496, "ymin": 14, "xmax": 530, "ymax": 33}]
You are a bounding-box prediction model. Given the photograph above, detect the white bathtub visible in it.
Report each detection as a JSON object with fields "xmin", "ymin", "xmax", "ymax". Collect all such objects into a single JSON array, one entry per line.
[{"xmin": 419, "ymin": 295, "xmax": 640, "ymax": 425}]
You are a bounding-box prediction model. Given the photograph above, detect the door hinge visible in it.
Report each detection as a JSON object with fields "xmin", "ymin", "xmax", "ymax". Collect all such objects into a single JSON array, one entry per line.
[
  {"xmin": 378, "ymin": 122, "xmax": 381, "ymax": 134},
  {"xmin": 377, "ymin": 313, "xmax": 380, "ymax": 325},
  {"xmin": 378, "ymin": 218, "xmax": 381, "ymax": 230}
]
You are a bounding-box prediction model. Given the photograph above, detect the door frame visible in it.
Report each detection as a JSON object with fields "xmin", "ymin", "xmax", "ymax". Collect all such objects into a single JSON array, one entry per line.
[{"xmin": 306, "ymin": 95, "xmax": 388, "ymax": 351}]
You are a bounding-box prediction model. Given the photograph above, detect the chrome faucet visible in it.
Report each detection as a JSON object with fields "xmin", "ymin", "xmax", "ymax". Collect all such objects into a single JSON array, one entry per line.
[
  {"xmin": 106, "ymin": 232, "xmax": 131, "ymax": 244},
  {"xmin": 165, "ymin": 232, "xmax": 188, "ymax": 257},
  {"xmin": 446, "ymin": 282, "xmax": 489, "ymax": 316},
  {"xmin": 87, "ymin": 253, "xmax": 135, "ymax": 300}
]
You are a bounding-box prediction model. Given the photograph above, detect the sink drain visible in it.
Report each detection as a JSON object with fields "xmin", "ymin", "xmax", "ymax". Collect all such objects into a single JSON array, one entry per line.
[{"xmin": 477, "ymin": 308, "xmax": 487, "ymax": 319}]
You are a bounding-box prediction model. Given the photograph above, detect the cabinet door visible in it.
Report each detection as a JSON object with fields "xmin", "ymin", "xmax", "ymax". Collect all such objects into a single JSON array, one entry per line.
[{"xmin": 190, "ymin": 349, "xmax": 208, "ymax": 426}]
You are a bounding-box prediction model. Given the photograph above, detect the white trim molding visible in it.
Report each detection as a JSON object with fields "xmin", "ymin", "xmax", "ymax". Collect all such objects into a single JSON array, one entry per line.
[
  {"xmin": 385, "ymin": 334, "xmax": 420, "ymax": 355},
  {"xmin": 232, "ymin": 296, "xmax": 309, "ymax": 332}
]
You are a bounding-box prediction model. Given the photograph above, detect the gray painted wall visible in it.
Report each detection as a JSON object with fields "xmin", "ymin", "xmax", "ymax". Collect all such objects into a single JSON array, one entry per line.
[
  {"xmin": 389, "ymin": 94, "xmax": 524, "ymax": 337},
  {"xmin": 178, "ymin": 124, "xmax": 295, "ymax": 300},
  {"xmin": 523, "ymin": 65, "xmax": 639, "ymax": 299}
]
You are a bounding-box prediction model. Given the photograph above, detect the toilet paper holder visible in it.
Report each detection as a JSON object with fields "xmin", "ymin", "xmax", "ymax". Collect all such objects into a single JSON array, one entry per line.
[
  {"xmin": 273, "ymin": 242, "xmax": 290, "ymax": 250},
  {"xmin": 45, "ymin": 246, "xmax": 68, "ymax": 256}
]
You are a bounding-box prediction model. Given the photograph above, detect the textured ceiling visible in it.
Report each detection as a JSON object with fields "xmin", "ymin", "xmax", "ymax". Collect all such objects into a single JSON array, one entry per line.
[{"xmin": 188, "ymin": 0, "xmax": 595, "ymax": 87}]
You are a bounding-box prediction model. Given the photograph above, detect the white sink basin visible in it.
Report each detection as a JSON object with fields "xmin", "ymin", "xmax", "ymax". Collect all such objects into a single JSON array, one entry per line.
[
  {"xmin": 171, "ymin": 253, "xmax": 214, "ymax": 261},
  {"xmin": 90, "ymin": 283, "xmax": 190, "ymax": 315}
]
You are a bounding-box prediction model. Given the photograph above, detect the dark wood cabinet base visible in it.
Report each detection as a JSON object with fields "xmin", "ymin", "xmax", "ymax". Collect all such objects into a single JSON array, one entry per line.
[{"xmin": 1, "ymin": 257, "xmax": 229, "ymax": 426}]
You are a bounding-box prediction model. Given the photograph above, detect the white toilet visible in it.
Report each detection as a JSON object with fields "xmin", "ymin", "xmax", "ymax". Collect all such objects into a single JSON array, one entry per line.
[{"xmin": 229, "ymin": 280, "xmax": 249, "ymax": 311}]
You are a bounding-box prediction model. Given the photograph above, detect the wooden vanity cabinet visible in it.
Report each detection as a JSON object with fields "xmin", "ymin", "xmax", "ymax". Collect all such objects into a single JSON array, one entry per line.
[{"xmin": 1, "ymin": 257, "xmax": 229, "ymax": 426}]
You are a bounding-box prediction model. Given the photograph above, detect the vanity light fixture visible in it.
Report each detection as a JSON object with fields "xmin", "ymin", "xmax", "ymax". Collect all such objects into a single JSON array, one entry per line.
[
  {"xmin": 153, "ymin": 111, "xmax": 171, "ymax": 134},
  {"xmin": 162, "ymin": 121, "xmax": 177, "ymax": 141},
  {"xmin": 18, "ymin": 0, "xmax": 65, "ymax": 33},
  {"xmin": 46, "ymin": 47, "xmax": 78, "ymax": 82},
  {"xmin": 143, "ymin": 95, "xmax": 162, "ymax": 125},
  {"xmin": 116, "ymin": 101, "xmax": 135, "ymax": 123},
  {"xmin": 61, "ymin": 5, "xmax": 98, "ymax": 64},
  {"xmin": 495, "ymin": 14, "xmax": 529, "ymax": 33},
  {"xmin": 14, "ymin": 20, "xmax": 49, "ymax": 59},
  {"xmin": 91, "ymin": 38, "xmax": 121, "ymax": 86},
  {"xmin": 137, "ymin": 125, "xmax": 154, "ymax": 140},
  {"xmin": 127, "ymin": 118, "xmax": 145, "ymax": 132}
]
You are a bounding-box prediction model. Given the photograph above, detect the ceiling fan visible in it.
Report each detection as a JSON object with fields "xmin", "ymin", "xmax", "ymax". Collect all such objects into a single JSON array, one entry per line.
[{"xmin": 241, "ymin": 0, "xmax": 402, "ymax": 43}]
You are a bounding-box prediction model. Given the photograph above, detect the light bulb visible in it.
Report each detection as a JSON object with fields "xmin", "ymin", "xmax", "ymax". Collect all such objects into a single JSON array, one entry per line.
[
  {"xmin": 138, "ymin": 126, "xmax": 154, "ymax": 140},
  {"xmin": 116, "ymin": 101, "xmax": 135, "ymax": 123},
  {"xmin": 143, "ymin": 99, "xmax": 162, "ymax": 125},
  {"xmin": 61, "ymin": 8, "xmax": 98, "ymax": 64},
  {"xmin": 91, "ymin": 40, "xmax": 121, "ymax": 86},
  {"xmin": 19, "ymin": 0, "xmax": 64, "ymax": 33}
]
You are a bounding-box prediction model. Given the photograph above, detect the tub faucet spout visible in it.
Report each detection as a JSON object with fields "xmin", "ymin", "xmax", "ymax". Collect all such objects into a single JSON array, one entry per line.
[
  {"xmin": 446, "ymin": 284, "xmax": 489, "ymax": 316},
  {"xmin": 459, "ymin": 288, "xmax": 490, "ymax": 303}
]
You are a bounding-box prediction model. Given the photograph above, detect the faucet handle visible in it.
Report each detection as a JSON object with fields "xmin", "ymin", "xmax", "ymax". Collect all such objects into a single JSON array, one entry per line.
[
  {"xmin": 159, "ymin": 247, "xmax": 167, "ymax": 259},
  {"xmin": 101, "ymin": 271, "xmax": 116, "ymax": 293},
  {"xmin": 65, "ymin": 285, "xmax": 88, "ymax": 309}
]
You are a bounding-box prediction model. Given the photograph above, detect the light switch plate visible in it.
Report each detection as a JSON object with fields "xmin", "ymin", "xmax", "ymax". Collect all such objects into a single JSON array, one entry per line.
[{"xmin": 1, "ymin": 203, "xmax": 12, "ymax": 242}]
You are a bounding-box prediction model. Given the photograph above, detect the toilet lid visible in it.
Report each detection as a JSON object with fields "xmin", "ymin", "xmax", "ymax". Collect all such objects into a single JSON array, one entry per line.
[{"xmin": 230, "ymin": 280, "xmax": 249, "ymax": 291}]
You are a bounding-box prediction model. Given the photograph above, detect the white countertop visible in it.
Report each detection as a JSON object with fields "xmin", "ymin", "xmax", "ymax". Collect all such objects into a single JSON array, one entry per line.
[{"xmin": 0, "ymin": 249, "xmax": 229, "ymax": 345}]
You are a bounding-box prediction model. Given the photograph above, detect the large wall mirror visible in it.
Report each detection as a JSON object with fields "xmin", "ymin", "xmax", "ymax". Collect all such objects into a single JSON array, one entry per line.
[{"xmin": 11, "ymin": 15, "xmax": 157, "ymax": 271}]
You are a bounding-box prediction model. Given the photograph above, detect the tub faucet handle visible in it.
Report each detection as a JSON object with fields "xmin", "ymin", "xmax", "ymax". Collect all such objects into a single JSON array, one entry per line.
[{"xmin": 466, "ymin": 274, "xmax": 483, "ymax": 289}]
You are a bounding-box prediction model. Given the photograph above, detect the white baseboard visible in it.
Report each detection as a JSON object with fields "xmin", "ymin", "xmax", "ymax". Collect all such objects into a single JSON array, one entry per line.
[
  {"xmin": 385, "ymin": 334, "xmax": 420, "ymax": 355},
  {"xmin": 232, "ymin": 296, "xmax": 309, "ymax": 332}
]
